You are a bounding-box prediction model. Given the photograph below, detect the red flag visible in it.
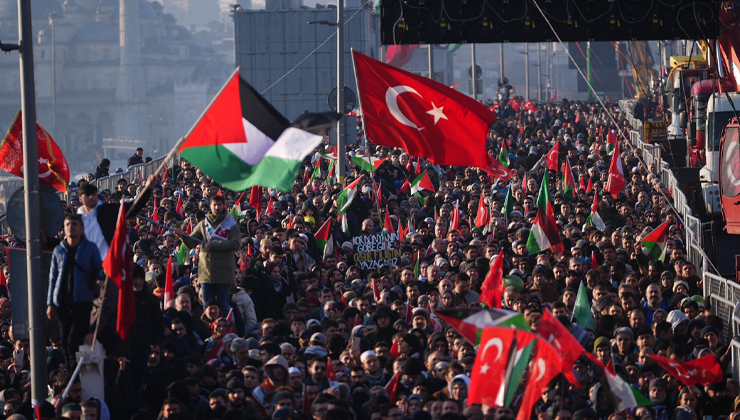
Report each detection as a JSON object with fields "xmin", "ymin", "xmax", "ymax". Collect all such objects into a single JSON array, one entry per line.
[
  {"xmin": 1, "ymin": 111, "xmax": 73, "ymax": 193},
  {"xmin": 579, "ymin": 175, "xmax": 586, "ymax": 191},
  {"xmin": 550, "ymin": 89, "xmax": 557, "ymax": 103},
  {"xmin": 522, "ymin": 172, "xmax": 528, "ymax": 194},
  {"xmin": 479, "ymin": 249, "xmax": 504, "ymax": 308},
  {"xmin": 591, "ymin": 250, "xmax": 599, "ymax": 269},
  {"xmin": 606, "ymin": 141, "xmax": 625, "ymax": 199},
  {"xmin": 516, "ymin": 340, "xmax": 562, "ymax": 420},
  {"xmin": 303, "ymin": 166, "xmax": 311, "ymax": 186},
  {"xmin": 137, "ymin": 168, "xmax": 142, "ymax": 182},
  {"xmin": 265, "ymin": 195, "xmax": 275, "ymax": 216},
  {"xmin": 510, "ymin": 97, "xmax": 520, "ymax": 111},
  {"xmin": 537, "ymin": 311, "xmax": 586, "ymax": 388},
  {"xmin": 249, "ymin": 186, "xmax": 262, "ymax": 218},
  {"xmin": 0, "ymin": 268, "xmax": 6, "ymax": 289},
  {"xmin": 390, "ymin": 336, "xmax": 401, "ymax": 358},
  {"xmin": 383, "ymin": 206, "xmax": 393, "ymax": 233},
  {"xmin": 669, "ymin": 184, "xmax": 673, "ymax": 197},
  {"xmin": 405, "ymin": 302, "xmax": 413, "ymax": 325},
  {"xmin": 372, "ymin": 278, "xmax": 380, "ymax": 304},
  {"xmin": 406, "ymin": 157, "xmax": 414, "ymax": 173},
  {"xmin": 162, "ymin": 167, "xmax": 169, "ymax": 182},
  {"xmin": 399, "ymin": 178, "xmax": 411, "ymax": 195},
  {"xmin": 385, "ymin": 45, "xmax": 419, "ymax": 68},
  {"xmin": 607, "ymin": 130, "xmax": 618, "ymax": 150},
  {"xmin": 475, "ymin": 193, "xmax": 488, "ymax": 228},
  {"xmin": 164, "ymin": 255, "xmax": 174, "ymax": 304},
  {"xmin": 649, "ymin": 354, "xmax": 723, "ymax": 387},
  {"xmin": 185, "ymin": 218, "xmax": 193, "ymax": 235},
  {"xmin": 385, "ymin": 370, "xmax": 401, "ymax": 401},
  {"xmin": 152, "ymin": 197, "xmax": 160, "ymax": 222},
  {"xmin": 523, "ymin": 100, "xmax": 537, "ymax": 112},
  {"xmin": 175, "ymin": 195, "xmax": 184, "ymax": 218},
  {"xmin": 586, "ymin": 177, "xmax": 593, "ymax": 193},
  {"xmin": 546, "ymin": 142, "xmax": 560, "ymax": 172},
  {"xmin": 398, "ymin": 216, "xmax": 406, "ymax": 241},
  {"xmin": 102, "ymin": 200, "xmax": 136, "ymax": 340},
  {"xmin": 450, "ymin": 201, "xmax": 460, "ymax": 234},
  {"xmin": 598, "ymin": 126, "xmax": 603, "ymax": 138},
  {"xmin": 353, "ymin": 51, "xmax": 495, "ymax": 167},
  {"xmin": 326, "ymin": 358, "xmax": 339, "ymax": 389},
  {"xmin": 575, "ymin": 112, "xmax": 581, "ymax": 124},
  {"xmin": 287, "ymin": 216, "xmax": 293, "ymax": 230},
  {"xmin": 216, "ymin": 189, "xmax": 223, "ymax": 197},
  {"xmin": 414, "ymin": 157, "xmax": 423, "ymax": 178},
  {"xmin": 354, "ymin": 314, "xmax": 362, "ymax": 328},
  {"xmin": 480, "ymin": 158, "xmax": 515, "ymax": 182}
]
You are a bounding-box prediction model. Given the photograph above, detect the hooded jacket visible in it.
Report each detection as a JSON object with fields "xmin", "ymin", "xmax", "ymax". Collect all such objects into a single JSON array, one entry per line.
[
  {"xmin": 252, "ymin": 355, "xmax": 289, "ymax": 414},
  {"xmin": 180, "ymin": 211, "xmax": 240, "ymax": 285}
]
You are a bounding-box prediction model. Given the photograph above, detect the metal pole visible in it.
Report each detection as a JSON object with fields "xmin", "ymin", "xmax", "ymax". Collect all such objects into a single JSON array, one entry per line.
[
  {"xmin": 525, "ymin": 43, "xmax": 529, "ymax": 100},
  {"xmin": 471, "ymin": 43, "xmax": 476, "ymax": 99},
  {"xmin": 19, "ymin": 0, "xmax": 47, "ymax": 407},
  {"xmin": 499, "ymin": 43, "xmax": 504, "ymax": 83},
  {"xmin": 537, "ymin": 43, "xmax": 542, "ymax": 102},
  {"xmin": 428, "ymin": 44, "xmax": 434, "ymax": 80},
  {"xmin": 587, "ymin": 41, "xmax": 593, "ymax": 101},
  {"xmin": 336, "ymin": 0, "xmax": 345, "ymax": 182}
]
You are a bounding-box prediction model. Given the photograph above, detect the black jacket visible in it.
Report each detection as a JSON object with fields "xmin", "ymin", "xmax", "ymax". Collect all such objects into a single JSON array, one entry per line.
[
  {"xmin": 96, "ymin": 188, "xmax": 152, "ymax": 245},
  {"xmin": 127, "ymin": 155, "xmax": 144, "ymax": 168},
  {"xmin": 130, "ymin": 288, "xmax": 165, "ymax": 351}
]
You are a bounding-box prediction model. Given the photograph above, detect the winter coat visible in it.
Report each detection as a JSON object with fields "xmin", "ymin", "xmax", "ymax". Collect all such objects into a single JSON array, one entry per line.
[
  {"xmin": 181, "ymin": 211, "xmax": 240, "ymax": 285},
  {"xmin": 231, "ymin": 288, "xmax": 258, "ymax": 333},
  {"xmin": 130, "ymin": 288, "xmax": 165, "ymax": 351},
  {"xmin": 48, "ymin": 237, "xmax": 103, "ymax": 307}
]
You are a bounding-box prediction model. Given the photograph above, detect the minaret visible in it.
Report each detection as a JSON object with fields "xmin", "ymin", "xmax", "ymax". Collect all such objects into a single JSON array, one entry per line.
[{"xmin": 115, "ymin": 0, "xmax": 146, "ymax": 140}]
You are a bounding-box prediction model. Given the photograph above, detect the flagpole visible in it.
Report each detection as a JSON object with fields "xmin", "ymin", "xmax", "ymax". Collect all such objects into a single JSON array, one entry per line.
[
  {"xmin": 124, "ymin": 67, "xmax": 243, "ymax": 218},
  {"xmin": 136, "ymin": 215, "xmax": 208, "ymax": 244},
  {"xmin": 350, "ymin": 48, "xmax": 370, "ymax": 148}
]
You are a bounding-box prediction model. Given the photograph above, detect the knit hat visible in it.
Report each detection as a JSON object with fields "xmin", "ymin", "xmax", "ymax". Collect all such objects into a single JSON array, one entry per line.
[
  {"xmin": 701, "ymin": 325, "xmax": 720, "ymax": 338},
  {"xmin": 593, "ymin": 336, "xmax": 610, "ymax": 352}
]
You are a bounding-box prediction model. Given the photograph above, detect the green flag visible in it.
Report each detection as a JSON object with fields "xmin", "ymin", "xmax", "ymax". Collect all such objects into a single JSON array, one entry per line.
[{"xmin": 572, "ymin": 281, "xmax": 595, "ymax": 331}]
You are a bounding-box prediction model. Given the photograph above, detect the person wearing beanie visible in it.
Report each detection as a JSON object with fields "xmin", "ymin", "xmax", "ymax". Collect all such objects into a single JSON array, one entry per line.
[{"xmin": 593, "ymin": 336, "xmax": 611, "ymax": 366}]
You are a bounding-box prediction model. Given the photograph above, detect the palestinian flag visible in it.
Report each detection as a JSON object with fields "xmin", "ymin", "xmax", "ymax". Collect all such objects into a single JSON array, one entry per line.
[
  {"xmin": 583, "ymin": 193, "xmax": 606, "ymax": 231},
  {"xmin": 311, "ymin": 164, "xmax": 321, "ymax": 179},
  {"xmin": 606, "ymin": 130, "xmax": 618, "ymax": 154},
  {"xmin": 336, "ymin": 175, "xmax": 364, "ymax": 215},
  {"xmin": 526, "ymin": 172, "xmax": 563, "ymax": 254},
  {"xmin": 230, "ymin": 190, "xmax": 248, "ymax": 220},
  {"xmin": 398, "ymin": 178, "xmax": 411, "ymax": 195},
  {"xmin": 562, "ymin": 159, "xmax": 576, "ymax": 199},
  {"xmin": 317, "ymin": 151, "xmax": 338, "ymax": 160},
  {"xmin": 498, "ymin": 138, "xmax": 510, "ymax": 168},
  {"xmin": 642, "ymin": 220, "xmax": 670, "ymax": 261},
  {"xmin": 411, "ymin": 172, "xmax": 434, "ymax": 195},
  {"xmin": 603, "ymin": 367, "xmax": 652, "ymax": 411},
  {"xmin": 571, "ymin": 281, "xmax": 595, "ymax": 331},
  {"xmin": 435, "ymin": 307, "xmax": 529, "ymax": 345},
  {"xmin": 315, "ymin": 219, "xmax": 333, "ymax": 260},
  {"xmin": 351, "ymin": 155, "xmax": 387, "ymax": 172},
  {"xmin": 177, "ymin": 69, "xmax": 326, "ymax": 192}
]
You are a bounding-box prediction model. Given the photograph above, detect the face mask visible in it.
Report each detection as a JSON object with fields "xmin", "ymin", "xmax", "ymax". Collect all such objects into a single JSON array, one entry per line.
[{"xmin": 362, "ymin": 187, "xmax": 372, "ymax": 194}]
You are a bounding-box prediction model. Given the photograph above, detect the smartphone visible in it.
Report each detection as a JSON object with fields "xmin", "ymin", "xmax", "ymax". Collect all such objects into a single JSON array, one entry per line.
[{"xmin": 352, "ymin": 337, "xmax": 360, "ymax": 350}]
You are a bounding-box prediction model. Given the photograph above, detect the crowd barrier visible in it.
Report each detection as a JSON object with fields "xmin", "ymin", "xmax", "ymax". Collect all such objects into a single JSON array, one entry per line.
[{"xmin": 620, "ymin": 99, "xmax": 740, "ymax": 380}]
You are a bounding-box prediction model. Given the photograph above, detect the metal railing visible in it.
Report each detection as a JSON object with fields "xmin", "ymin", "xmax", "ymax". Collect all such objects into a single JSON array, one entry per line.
[
  {"xmin": 620, "ymin": 99, "xmax": 740, "ymax": 377},
  {"xmin": 60, "ymin": 156, "xmax": 171, "ymax": 202}
]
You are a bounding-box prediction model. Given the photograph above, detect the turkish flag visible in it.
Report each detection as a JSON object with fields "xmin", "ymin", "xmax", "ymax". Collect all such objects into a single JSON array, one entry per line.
[
  {"xmin": 516, "ymin": 339, "xmax": 563, "ymax": 420},
  {"xmin": 547, "ymin": 142, "xmax": 560, "ymax": 172},
  {"xmin": 164, "ymin": 255, "xmax": 174, "ymax": 305},
  {"xmin": 102, "ymin": 200, "xmax": 136, "ymax": 340},
  {"xmin": 606, "ymin": 141, "xmax": 625, "ymax": 198},
  {"xmin": 385, "ymin": 45, "xmax": 418, "ymax": 68},
  {"xmin": 479, "ymin": 249, "xmax": 504, "ymax": 308},
  {"xmin": 0, "ymin": 110, "xmax": 70, "ymax": 193},
  {"xmin": 399, "ymin": 178, "xmax": 411, "ymax": 195},
  {"xmin": 510, "ymin": 98, "xmax": 520, "ymax": 111},
  {"xmin": 468, "ymin": 327, "xmax": 517, "ymax": 406},
  {"xmin": 353, "ymin": 51, "xmax": 495, "ymax": 167},
  {"xmin": 536, "ymin": 310, "xmax": 586, "ymax": 388},
  {"xmin": 475, "ymin": 193, "xmax": 488, "ymax": 228},
  {"xmin": 480, "ymin": 158, "xmax": 515, "ymax": 182},
  {"xmin": 385, "ymin": 370, "xmax": 401, "ymax": 401},
  {"xmin": 649, "ymin": 354, "xmax": 723, "ymax": 387},
  {"xmin": 390, "ymin": 336, "xmax": 401, "ymax": 358},
  {"xmin": 450, "ymin": 201, "xmax": 460, "ymax": 234},
  {"xmin": 523, "ymin": 100, "xmax": 537, "ymax": 112}
]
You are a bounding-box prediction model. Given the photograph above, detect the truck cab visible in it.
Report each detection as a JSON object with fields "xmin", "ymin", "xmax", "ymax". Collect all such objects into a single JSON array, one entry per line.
[{"xmin": 719, "ymin": 118, "xmax": 740, "ymax": 233}]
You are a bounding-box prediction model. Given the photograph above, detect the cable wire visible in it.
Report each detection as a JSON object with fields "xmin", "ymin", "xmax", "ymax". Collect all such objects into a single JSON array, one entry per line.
[{"xmin": 260, "ymin": 0, "xmax": 373, "ymax": 95}]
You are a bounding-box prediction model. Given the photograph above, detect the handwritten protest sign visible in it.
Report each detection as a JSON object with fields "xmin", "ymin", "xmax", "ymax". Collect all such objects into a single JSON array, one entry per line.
[{"xmin": 352, "ymin": 232, "xmax": 401, "ymax": 270}]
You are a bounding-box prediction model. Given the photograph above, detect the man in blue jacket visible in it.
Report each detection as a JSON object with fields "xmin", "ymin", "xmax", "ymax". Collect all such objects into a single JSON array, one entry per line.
[{"xmin": 47, "ymin": 214, "xmax": 103, "ymax": 370}]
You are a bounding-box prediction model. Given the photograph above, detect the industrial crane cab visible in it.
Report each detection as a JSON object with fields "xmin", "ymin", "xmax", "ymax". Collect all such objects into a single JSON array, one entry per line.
[{"xmin": 718, "ymin": 118, "xmax": 740, "ymax": 233}]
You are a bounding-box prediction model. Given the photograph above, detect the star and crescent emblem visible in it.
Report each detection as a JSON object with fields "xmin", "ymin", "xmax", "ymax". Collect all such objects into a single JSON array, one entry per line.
[{"xmin": 385, "ymin": 85, "xmax": 447, "ymax": 131}]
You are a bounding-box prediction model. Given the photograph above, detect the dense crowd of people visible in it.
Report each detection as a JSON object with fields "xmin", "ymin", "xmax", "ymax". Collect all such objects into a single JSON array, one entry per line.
[{"xmin": 0, "ymin": 98, "xmax": 735, "ymax": 420}]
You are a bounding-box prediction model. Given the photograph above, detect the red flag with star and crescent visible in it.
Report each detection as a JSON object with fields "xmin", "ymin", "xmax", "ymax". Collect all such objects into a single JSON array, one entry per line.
[
  {"xmin": 648, "ymin": 354, "xmax": 723, "ymax": 387},
  {"xmin": 480, "ymin": 157, "xmax": 515, "ymax": 182},
  {"xmin": 0, "ymin": 110, "xmax": 70, "ymax": 193},
  {"xmin": 353, "ymin": 51, "xmax": 495, "ymax": 167},
  {"xmin": 516, "ymin": 338, "xmax": 563, "ymax": 420},
  {"xmin": 537, "ymin": 310, "xmax": 586, "ymax": 388}
]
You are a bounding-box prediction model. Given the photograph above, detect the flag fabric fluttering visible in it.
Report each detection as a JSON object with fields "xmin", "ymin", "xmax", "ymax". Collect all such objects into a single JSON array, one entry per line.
[
  {"xmin": 478, "ymin": 250, "xmax": 504, "ymax": 308},
  {"xmin": 314, "ymin": 220, "xmax": 333, "ymax": 261},
  {"xmin": 0, "ymin": 110, "xmax": 70, "ymax": 193},
  {"xmin": 583, "ymin": 193, "xmax": 606, "ymax": 231},
  {"xmin": 572, "ymin": 281, "xmax": 595, "ymax": 331},
  {"xmin": 177, "ymin": 70, "xmax": 327, "ymax": 192},
  {"xmin": 353, "ymin": 51, "xmax": 495, "ymax": 167},
  {"xmin": 526, "ymin": 172, "xmax": 563, "ymax": 254},
  {"xmin": 410, "ymin": 172, "xmax": 435, "ymax": 195},
  {"xmin": 562, "ymin": 159, "xmax": 576, "ymax": 199},
  {"xmin": 336, "ymin": 175, "xmax": 365, "ymax": 215},
  {"xmin": 546, "ymin": 142, "xmax": 560, "ymax": 172},
  {"xmin": 642, "ymin": 220, "xmax": 671, "ymax": 261},
  {"xmin": 351, "ymin": 155, "xmax": 387, "ymax": 172},
  {"xmin": 101, "ymin": 200, "xmax": 136, "ymax": 340},
  {"xmin": 164, "ymin": 255, "xmax": 174, "ymax": 305},
  {"xmin": 435, "ymin": 307, "xmax": 529, "ymax": 345},
  {"xmin": 606, "ymin": 140, "xmax": 625, "ymax": 198}
]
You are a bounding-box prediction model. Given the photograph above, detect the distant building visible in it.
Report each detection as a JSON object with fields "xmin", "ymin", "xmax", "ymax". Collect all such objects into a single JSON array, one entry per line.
[
  {"xmin": 233, "ymin": 0, "xmax": 378, "ymax": 121},
  {"xmin": 0, "ymin": 0, "xmax": 231, "ymax": 172}
]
